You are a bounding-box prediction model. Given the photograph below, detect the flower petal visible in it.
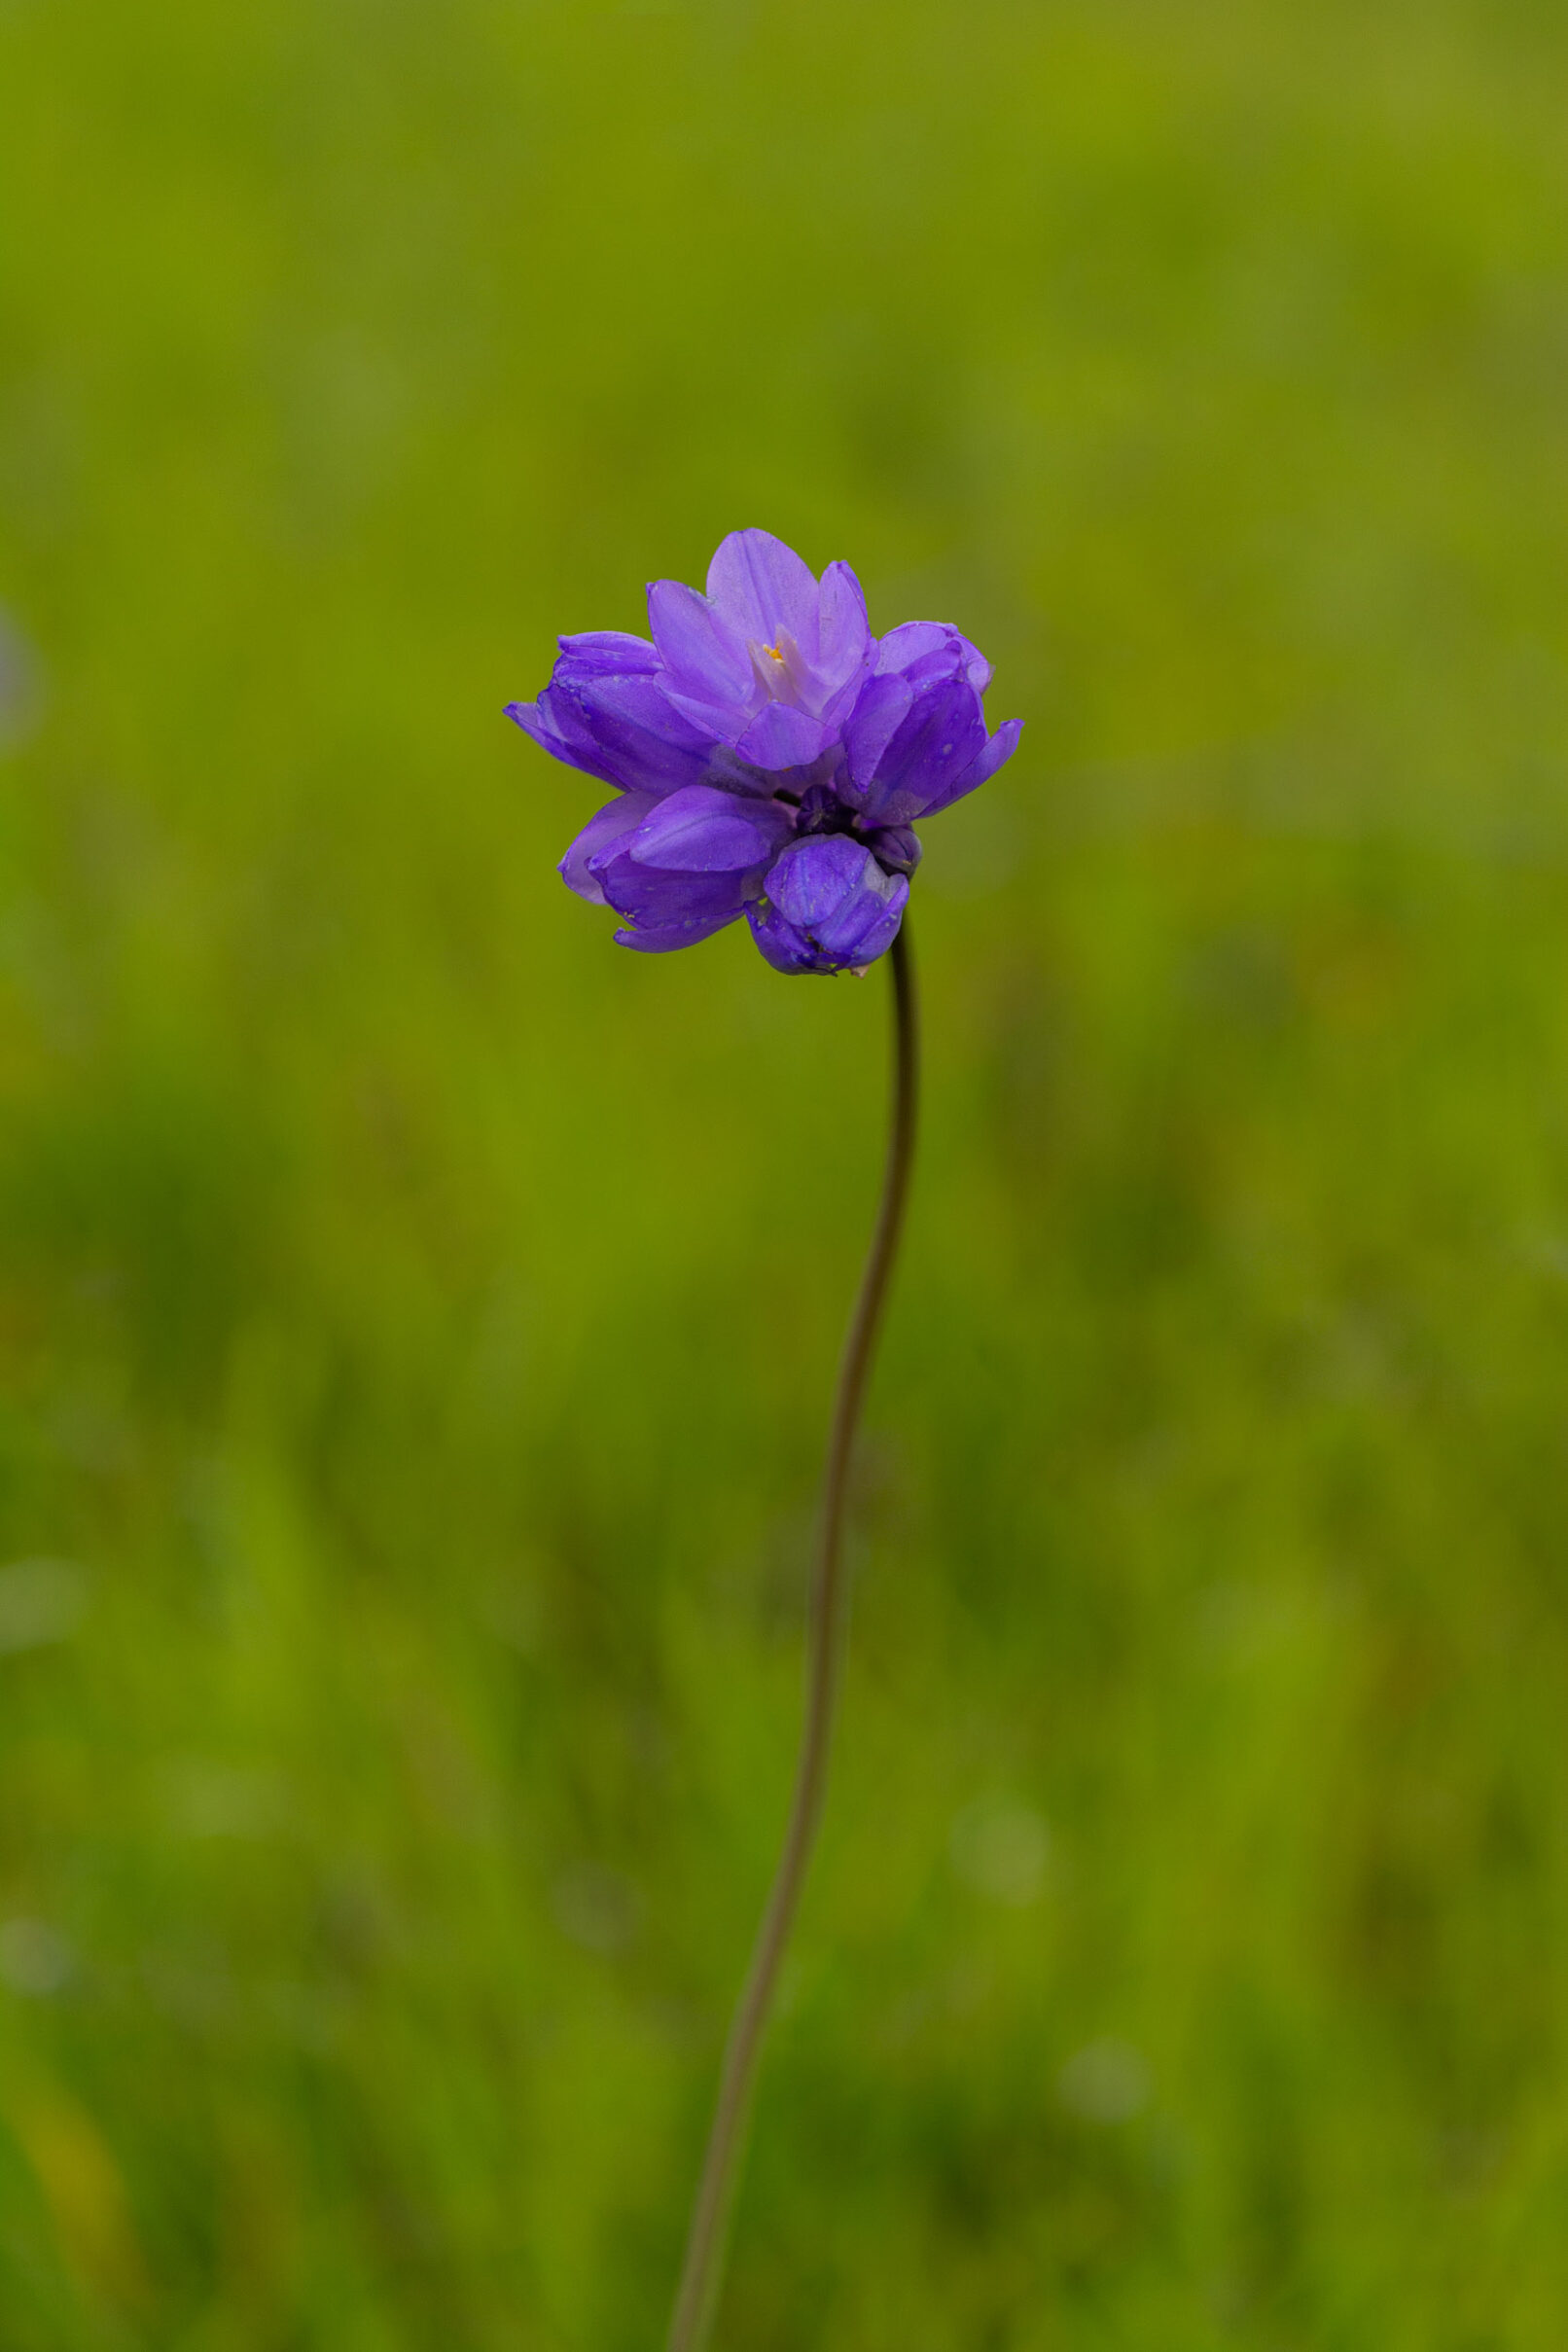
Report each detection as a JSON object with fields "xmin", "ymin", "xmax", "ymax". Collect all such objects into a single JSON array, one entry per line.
[
  {"xmin": 590, "ymin": 783, "xmax": 793, "ymax": 937},
  {"xmin": 847, "ymin": 674, "xmax": 987, "ymax": 827},
  {"xmin": 556, "ymin": 630, "xmax": 660, "ymax": 676},
  {"xmin": 596, "ymin": 862, "xmax": 749, "ymax": 932},
  {"xmin": 812, "ymin": 560, "xmax": 873, "ymax": 695},
  {"xmin": 915, "ymin": 717, "xmax": 1023, "ymax": 818},
  {"xmin": 558, "ymin": 793, "xmax": 658, "ymax": 907},
  {"xmin": 873, "ymin": 621, "xmax": 992, "ymax": 694},
  {"xmin": 705, "ymin": 528, "xmax": 820, "ymax": 648},
  {"xmin": 747, "ymin": 835, "xmax": 909, "ymax": 975},
  {"xmin": 647, "ymin": 579, "xmax": 755, "ymax": 710},
  {"xmin": 839, "ymin": 672, "xmax": 914, "ymax": 807},
  {"xmin": 546, "ymin": 670, "xmax": 718, "ymax": 797},
  {"xmin": 624, "ymin": 783, "xmax": 793, "ymax": 873},
  {"xmin": 615, "ymin": 909, "xmax": 743, "ymax": 953},
  {"xmin": 507, "ymin": 696, "xmax": 574, "ymax": 763},
  {"xmin": 733, "ymin": 701, "xmax": 832, "ymax": 770},
  {"xmin": 866, "ymin": 823, "xmax": 922, "ymax": 877}
]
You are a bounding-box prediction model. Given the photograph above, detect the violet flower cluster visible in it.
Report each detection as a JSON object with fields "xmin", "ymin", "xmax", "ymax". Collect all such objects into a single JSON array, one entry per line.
[{"xmin": 508, "ymin": 529, "xmax": 1020, "ymax": 975}]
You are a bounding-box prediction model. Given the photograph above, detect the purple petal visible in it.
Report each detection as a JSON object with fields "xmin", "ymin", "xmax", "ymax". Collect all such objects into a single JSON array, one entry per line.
[
  {"xmin": 558, "ymin": 793, "xmax": 658, "ymax": 907},
  {"xmin": 507, "ymin": 635, "xmax": 663, "ymax": 777},
  {"xmin": 546, "ymin": 670, "xmax": 719, "ymax": 797},
  {"xmin": 839, "ymin": 673, "xmax": 914, "ymax": 806},
  {"xmin": 647, "ymin": 579, "xmax": 755, "ymax": 710},
  {"xmin": 873, "ymin": 623, "xmax": 947, "ymax": 676},
  {"xmin": 747, "ymin": 836, "xmax": 909, "ymax": 975},
  {"xmin": 590, "ymin": 783, "xmax": 792, "ymax": 936},
  {"xmin": 507, "ymin": 696, "xmax": 574, "ymax": 764},
  {"xmin": 734, "ymin": 701, "xmax": 832, "ymax": 770},
  {"xmin": 705, "ymin": 529, "xmax": 820, "ymax": 648},
  {"xmin": 597, "ymin": 861, "xmax": 751, "ymax": 931},
  {"xmin": 688, "ymin": 740, "xmax": 791, "ymax": 801},
  {"xmin": 812, "ymin": 560, "xmax": 873, "ymax": 694},
  {"xmin": 866, "ymin": 823, "xmax": 922, "ymax": 877},
  {"xmin": 847, "ymin": 675, "xmax": 987, "ymax": 827},
  {"xmin": 581, "ymin": 674, "xmax": 716, "ymax": 750},
  {"xmin": 624, "ymin": 784, "xmax": 793, "ymax": 873},
  {"xmin": 615, "ymin": 909, "xmax": 743, "ymax": 953},
  {"xmin": 873, "ymin": 621, "xmax": 993, "ymax": 694},
  {"xmin": 556, "ymin": 630, "xmax": 659, "ymax": 677},
  {"xmin": 511, "ymin": 688, "xmax": 638, "ymax": 793},
  {"xmin": 915, "ymin": 717, "xmax": 1023, "ymax": 818}
]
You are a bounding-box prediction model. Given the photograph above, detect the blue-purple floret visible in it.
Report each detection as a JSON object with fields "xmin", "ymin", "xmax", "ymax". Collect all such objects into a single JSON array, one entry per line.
[{"xmin": 508, "ymin": 529, "xmax": 1021, "ymax": 974}]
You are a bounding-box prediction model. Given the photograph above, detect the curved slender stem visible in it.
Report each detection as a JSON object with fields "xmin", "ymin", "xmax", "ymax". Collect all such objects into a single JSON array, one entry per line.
[{"xmin": 666, "ymin": 925, "xmax": 920, "ymax": 2352}]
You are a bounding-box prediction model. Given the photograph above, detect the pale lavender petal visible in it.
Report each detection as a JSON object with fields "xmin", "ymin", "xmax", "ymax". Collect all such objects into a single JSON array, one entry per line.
[
  {"xmin": 747, "ymin": 836, "xmax": 909, "ymax": 975},
  {"xmin": 812, "ymin": 560, "xmax": 873, "ymax": 694},
  {"xmin": 647, "ymin": 579, "xmax": 755, "ymax": 709},
  {"xmin": 558, "ymin": 793, "xmax": 658, "ymax": 907},
  {"xmin": 705, "ymin": 528, "xmax": 819, "ymax": 648},
  {"xmin": 734, "ymin": 701, "xmax": 831, "ymax": 770},
  {"xmin": 914, "ymin": 717, "xmax": 1023, "ymax": 818}
]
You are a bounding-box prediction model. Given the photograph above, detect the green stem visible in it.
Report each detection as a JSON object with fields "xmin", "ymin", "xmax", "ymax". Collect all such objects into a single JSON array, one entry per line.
[{"xmin": 666, "ymin": 924, "xmax": 921, "ymax": 2352}]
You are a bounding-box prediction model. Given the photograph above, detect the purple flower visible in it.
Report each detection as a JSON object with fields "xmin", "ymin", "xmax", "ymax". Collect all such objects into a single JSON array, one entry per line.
[{"xmin": 508, "ymin": 529, "xmax": 1020, "ymax": 974}]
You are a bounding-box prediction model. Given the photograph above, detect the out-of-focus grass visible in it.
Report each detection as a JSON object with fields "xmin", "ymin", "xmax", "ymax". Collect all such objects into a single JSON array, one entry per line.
[{"xmin": 3, "ymin": 0, "xmax": 1568, "ymax": 2342}]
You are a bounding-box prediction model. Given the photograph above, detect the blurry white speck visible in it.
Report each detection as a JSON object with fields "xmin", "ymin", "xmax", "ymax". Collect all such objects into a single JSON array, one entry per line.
[
  {"xmin": 551, "ymin": 1862, "xmax": 639, "ymax": 1954},
  {"xmin": 0, "ymin": 608, "xmax": 44, "ymax": 749},
  {"xmin": 1058, "ymin": 2037, "xmax": 1149, "ymax": 2123},
  {"xmin": 0, "ymin": 1558, "xmax": 89, "ymax": 1655},
  {"xmin": 948, "ymin": 1796, "xmax": 1052, "ymax": 1906},
  {"xmin": 0, "ymin": 1917, "xmax": 74, "ymax": 1996}
]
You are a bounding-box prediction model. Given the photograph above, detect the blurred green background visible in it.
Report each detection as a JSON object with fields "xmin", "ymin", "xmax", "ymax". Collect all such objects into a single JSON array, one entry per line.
[{"xmin": 3, "ymin": 0, "xmax": 1568, "ymax": 2342}]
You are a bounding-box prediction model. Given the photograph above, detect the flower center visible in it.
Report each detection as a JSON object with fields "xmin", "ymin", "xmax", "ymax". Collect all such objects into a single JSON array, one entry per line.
[
  {"xmin": 788, "ymin": 777, "xmax": 865, "ymax": 838},
  {"xmin": 749, "ymin": 632, "xmax": 809, "ymax": 708}
]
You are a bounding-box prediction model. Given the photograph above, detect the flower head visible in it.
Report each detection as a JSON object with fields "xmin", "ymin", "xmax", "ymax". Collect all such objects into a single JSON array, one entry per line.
[{"xmin": 508, "ymin": 529, "xmax": 1020, "ymax": 973}]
